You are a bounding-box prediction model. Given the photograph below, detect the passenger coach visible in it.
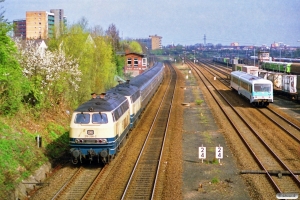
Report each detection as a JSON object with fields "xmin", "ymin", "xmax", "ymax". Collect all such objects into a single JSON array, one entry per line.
[{"xmin": 230, "ymin": 71, "xmax": 273, "ymax": 106}]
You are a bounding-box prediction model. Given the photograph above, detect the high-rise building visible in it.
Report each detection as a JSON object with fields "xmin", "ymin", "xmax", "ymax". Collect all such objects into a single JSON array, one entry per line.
[
  {"xmin": 50, "ymin": 9, "xmax": 67, "ymax": 37},
  {"xmin": 26, "ymin": 11, "xmax": 54, "ymax": 40},
  {"xmin": 149, "ymin": 35, "xmax": 162, "ymax": 50},
  {"xmin": 13, "ymin": 19, "xmax": 26, "ymax": 39},
  {"xmin": 13, "ymin": 9, "xmax": 66, "ymax": 40}
]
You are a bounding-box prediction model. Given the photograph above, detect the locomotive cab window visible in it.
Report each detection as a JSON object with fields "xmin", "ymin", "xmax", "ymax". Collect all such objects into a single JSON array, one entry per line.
[
  {"xmin": 75, "ymin": 113, "xmax": 90, "ymax": 124},
  {"xmin": 92, "ymin": 113, "xmax": 108, "ymax": 124},
  {"xmin": 254, "ymin": 84, "xmax": 271, "ymax": 92}
]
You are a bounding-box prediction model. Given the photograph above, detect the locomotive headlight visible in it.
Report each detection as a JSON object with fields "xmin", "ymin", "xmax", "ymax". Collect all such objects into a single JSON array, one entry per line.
[
  {"xmin": 75, "ymin": 139, "xmax": 83, "ymax": 143},
  {"xmin": 98, "ymin": 139, "xmax": 107, "ymax": 144}
]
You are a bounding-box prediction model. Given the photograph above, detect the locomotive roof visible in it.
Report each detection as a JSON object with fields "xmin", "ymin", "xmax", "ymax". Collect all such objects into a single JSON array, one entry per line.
[
  {"xmin": 74, "ymin": 92, "xmax": 128, "ymax": 112},
  {"xmin": 106, "ymin": 82, "xmax": 139, "ymax": 97},
  {"xmin": 130, "ymin": 62, "xmax": 163, "ymax": 88}
]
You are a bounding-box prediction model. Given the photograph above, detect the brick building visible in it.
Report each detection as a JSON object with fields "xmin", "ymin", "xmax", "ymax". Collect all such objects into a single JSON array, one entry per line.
[{"xmin": 124, "ymin": 52, "xmax": 147, "ymax": 77}]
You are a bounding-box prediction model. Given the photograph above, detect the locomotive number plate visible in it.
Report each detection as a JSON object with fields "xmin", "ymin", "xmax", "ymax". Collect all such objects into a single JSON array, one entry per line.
[{"xmin": 87, "ymin": 130, "xmax": 94, "ymax": 135}]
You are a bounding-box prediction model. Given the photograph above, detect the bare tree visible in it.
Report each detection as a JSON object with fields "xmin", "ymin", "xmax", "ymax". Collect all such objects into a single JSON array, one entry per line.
[
  {"xmin": 77, "ymin": 17, "xmax": 89, "ymax": 31},
  {"xmin": 105, "ymin": 23, "xmax": 120, "ymax": 51},
  {"xmin": 0, "ymin": 0, "xmax": 7, "ymax": 23},
  {"xmin": 90, "ymin": 25, "xmax": 104, "ymax": 37}
]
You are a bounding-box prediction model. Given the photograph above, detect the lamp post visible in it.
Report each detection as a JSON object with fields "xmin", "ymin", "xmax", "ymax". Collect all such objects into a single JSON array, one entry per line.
[
  {"xmin": 278, "ymin": 42, "xmax": 283, "ymax": 62},
  {"xmin": 193, "ymin": 50, "xmax": 196, "ymax": 63},
  {"xmin": 252, "ymin": 45, "xmax": 257, "ymax": 67},
  {"xmin": 253, "ymin": 46, "xmax": 255, "ymax": 66}
]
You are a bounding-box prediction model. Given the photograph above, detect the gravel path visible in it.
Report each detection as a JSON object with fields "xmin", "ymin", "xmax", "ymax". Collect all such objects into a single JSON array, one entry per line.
[{"xmin": 178, "ymin": 64, "xmax": 251, "ymax": 200}]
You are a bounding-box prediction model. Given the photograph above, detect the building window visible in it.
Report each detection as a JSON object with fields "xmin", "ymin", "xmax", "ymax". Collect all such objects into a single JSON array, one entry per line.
[
  {"xmin": 134, "ymin": 58, "xmax": 138, "ymax": 67},
  {"xmin": 127, "ymin": 58, "xmax": 132, "ymax": 66},
  {"xmin": 142, "ymin": 58, "xmax": 147, "ymax": 67}
]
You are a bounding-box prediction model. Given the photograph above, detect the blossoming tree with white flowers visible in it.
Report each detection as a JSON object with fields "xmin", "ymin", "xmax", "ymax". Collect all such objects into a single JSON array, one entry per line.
[{"xmin": 14, "ymin": 39, "xmax": 82, "ymax": 110}]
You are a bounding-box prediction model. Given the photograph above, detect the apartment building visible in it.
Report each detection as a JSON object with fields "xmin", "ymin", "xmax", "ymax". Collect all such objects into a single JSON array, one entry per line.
[
  {"xmin": 13, "ymin": 9, "xmax": 66, "ymax": 40},
  {"xmin": 13, "ymin": 19, "xmax": 26, "ymax": 39},
  {"xmin": 149, "ymin": 34, "xmax": 162, "ymax": 50},
  {"xmin": 50, "ymin": 9, "xmax": 67, "ymax": 37},
  {"xmin": 26, "ymin": 11, "xmax": 54, "ymax": 40}
]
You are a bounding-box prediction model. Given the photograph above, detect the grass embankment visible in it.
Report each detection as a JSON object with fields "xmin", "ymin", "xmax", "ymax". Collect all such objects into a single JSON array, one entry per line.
[{"xmin": 0, "ymin": 108, "xmax": 71, "ymax": 198}]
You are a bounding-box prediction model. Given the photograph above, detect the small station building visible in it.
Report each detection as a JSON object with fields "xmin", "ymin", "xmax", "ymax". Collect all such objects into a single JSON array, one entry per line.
[{"xmin": 124, "ymin": 52, "xmax": 148, "ymax": 77}]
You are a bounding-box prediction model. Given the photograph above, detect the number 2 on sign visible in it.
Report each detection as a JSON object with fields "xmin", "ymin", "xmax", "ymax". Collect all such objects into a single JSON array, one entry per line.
[{"xmin": 216, "ymin": 146, "xmax": 223, "ymax": 159}]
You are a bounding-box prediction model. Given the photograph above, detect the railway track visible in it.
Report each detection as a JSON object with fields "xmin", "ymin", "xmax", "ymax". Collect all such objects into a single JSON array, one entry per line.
[
  {"xmin": 121, "ymin": 61, "xmax": 177, "ymax": 199},
  {"xmin": 51, "ymin": 166, "xmax": 104, "ymax": 200},
  {"xmin": 199, "ymin": 59, "xmax": 300, "ymax": 141},
  {"xmin": 31, "ymin": 63, "xmax": 175, "ymax": 200},
  {"xmin": 186, "ymin": 60, "xmax": 300, "ymax": 195},
  {"xmin": 198, "ymin": 60, "xmax": 300, "ymax": 130}
]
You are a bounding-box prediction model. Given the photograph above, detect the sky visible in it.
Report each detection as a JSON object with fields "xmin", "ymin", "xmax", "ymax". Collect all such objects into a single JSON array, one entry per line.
[{"xmin": 2, "ymin": 0, "xmax": 300, "ymax": 47}]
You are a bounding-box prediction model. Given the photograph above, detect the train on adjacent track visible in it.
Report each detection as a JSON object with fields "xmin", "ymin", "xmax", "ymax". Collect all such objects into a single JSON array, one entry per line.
[
  {"xmin": 213, "ymin": 56, "xmax": 300, "ymax": 100},
  {"xmin": 230, "ymin": 71, "xmax": 273, "ymax": 107},
  {"xmin": 69, "ymin": 62, "xmax": 165, "ymax": 164},
  {"xmin": 272, "ymin": 57, "xmax": 300, "ymax": 63},
  {"xmin": 261, "ymin": 61, "xmax": 300, "ymax": 75},
  {"xmin": 213, "ymin": 56, "xmax": 300, "ymax": 75}
]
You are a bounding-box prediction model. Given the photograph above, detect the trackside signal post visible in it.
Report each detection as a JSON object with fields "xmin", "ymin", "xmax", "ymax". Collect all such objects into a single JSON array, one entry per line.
[
  {"xmin": 216, "ymin": 144, "xmax": 223, "ymax": 163},
  {"xmin": 199, "ymin": 144, "xmax": 223, "ymax": 163},
  {"xmin": 199, "ymin": 145, "xmax": 206, "ymax": 163}
]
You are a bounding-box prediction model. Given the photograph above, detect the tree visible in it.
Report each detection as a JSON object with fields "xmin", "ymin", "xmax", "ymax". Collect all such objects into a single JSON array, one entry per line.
[
  {"xmin": 105, "ymin": 24, "xmax": 120, "ymax": 51},
  {"xmin": 92, "ymin": 36, "xmax": 116, "ymax": 93},
  {"xmin": 128, "ymin": 41, "xmax": 143, "ymax": 54},
  {"xmin": 0, "ymin": 0, "xmax": 6, "ymax": 23},
  {"xmin": 77, "ymin": 17, "xmax": 89, "ymax": 31},
  {"xmin": 89, "ymin": 25, "xmax": 104, "ymax": 37},
  {"xmin": 0, "ymin": 2, "xmax": 30, "ymax": 114},
  {"xmin": 15, "ymin": 39, "xmax": 81, "ymax": 110}
]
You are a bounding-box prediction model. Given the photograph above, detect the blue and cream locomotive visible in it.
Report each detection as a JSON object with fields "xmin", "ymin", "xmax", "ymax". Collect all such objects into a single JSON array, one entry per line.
[{"xmin": 69, "ymin": 62, "xmax": 164, "ymax": 164}]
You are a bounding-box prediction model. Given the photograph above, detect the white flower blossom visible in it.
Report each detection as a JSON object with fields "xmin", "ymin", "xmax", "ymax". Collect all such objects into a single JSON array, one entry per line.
[{"xmin": 14, "ymin": 39, "xmax": 82, "ymax": 92}]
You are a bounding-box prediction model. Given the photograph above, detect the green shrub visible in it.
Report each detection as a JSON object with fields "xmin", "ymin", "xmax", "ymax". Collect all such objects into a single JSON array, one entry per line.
[
  {"xmin": 211, "ymin": 177, "xmax": 219, "ymax": 184},
  {"xmin": 195, "ymin": 99, "xmax": 203, "ymax": 105}
]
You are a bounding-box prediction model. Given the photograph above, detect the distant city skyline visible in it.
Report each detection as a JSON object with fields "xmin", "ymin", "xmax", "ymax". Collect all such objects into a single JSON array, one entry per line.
[{"xmin": 2, "ymin": 0, "xmax": 300, "ymax": 47}]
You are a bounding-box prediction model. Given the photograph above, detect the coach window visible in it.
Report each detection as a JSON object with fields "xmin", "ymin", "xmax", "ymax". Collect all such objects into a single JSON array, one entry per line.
[{"xmin": 134, "ymin": 58, "xmax": 138, "ymax": 67}]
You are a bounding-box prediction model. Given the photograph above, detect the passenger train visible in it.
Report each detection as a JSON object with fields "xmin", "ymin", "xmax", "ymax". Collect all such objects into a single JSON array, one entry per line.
[
  {"xmin": 230, "ymin": 71, "xmax": 273, "ymax": 107},
  {"xmin": 69, "ymin": 62, "xmax": 165, "ymax": 164}
]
